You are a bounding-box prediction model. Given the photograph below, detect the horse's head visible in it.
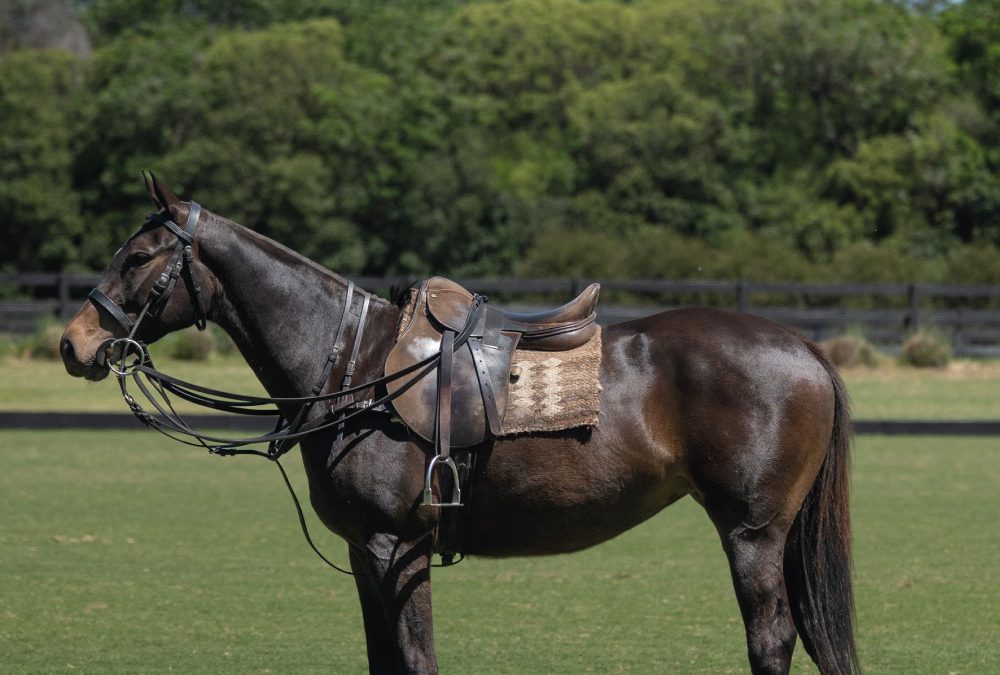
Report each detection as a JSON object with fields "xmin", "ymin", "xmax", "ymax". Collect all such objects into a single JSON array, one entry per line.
[{"xmin": 61, "ymin": 174, "xmax": 216, "ymax": 380}]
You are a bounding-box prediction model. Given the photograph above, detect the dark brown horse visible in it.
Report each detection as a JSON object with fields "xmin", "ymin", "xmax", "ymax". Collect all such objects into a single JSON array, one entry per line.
[{"xmin": 60, "ymin": 176, "xmax": 859, "ymax": 674}]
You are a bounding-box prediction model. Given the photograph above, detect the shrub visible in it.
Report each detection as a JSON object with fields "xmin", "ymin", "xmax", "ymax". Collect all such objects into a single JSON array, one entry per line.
[
  {"xmin": 163, "ymin": 327, "xmax": 215, "ymax": 361},
  {"xmin": 209, "ymin": 325, "xmax": 237, "ymax": 356},
  {"xmin": 901, "ymin": 329, "xmax": 951, "ymax": 368},
  {"xmin": 0, "ymin": 334, "xmax": 22, "ymax": 361},
  {"xmin": 821, "ymin": 334, "xmax": 878, "ymax": 368},
  {"xmin": 28, "ymin": 323, "xmax": 66, "ymax": 360}
]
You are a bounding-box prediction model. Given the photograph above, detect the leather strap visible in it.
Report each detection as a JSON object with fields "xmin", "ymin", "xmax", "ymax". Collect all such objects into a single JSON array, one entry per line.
[
  {"xmin": 341, "ymin": 291, "xmax": 371, "ymax": 390},
  {"xmin": 89, "ymin": 288, "xmax": 135, "ymax": 333},
  {"xmin": 468, "ymin": 337, "xmax": 501, "ymax": 436},
  {"xmin": 180, "ymin": 202, "xmax": 207, "ymax": 329},
  {"xmin": 435, "ymin": 329, "xmax": 455, "ymax": 461}
]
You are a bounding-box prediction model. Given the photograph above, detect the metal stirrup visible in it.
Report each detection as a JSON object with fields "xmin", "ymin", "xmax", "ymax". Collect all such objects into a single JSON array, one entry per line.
[{"xmin": 423, "ymin": 455, "xmax": 462, "ymax": 507}]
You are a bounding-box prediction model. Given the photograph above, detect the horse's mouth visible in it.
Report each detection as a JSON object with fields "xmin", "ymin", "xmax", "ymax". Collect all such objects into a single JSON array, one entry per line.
[
  {"xmin": 84, "ymin": 361, "xmax": 111, "ymax": 382},
  {"xmin": 64, "ymin": 357, "xmax": 110, "ymax": 382},
  {"xmin": 63, "ymin": 341, "xmax": 112, "ymax": 382}
]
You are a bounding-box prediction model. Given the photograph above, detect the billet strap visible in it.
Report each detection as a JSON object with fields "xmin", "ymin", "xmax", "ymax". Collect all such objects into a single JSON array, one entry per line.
[
  {"xmin": 435, "ymin": 329, "xmax": 455, "ymax": 461},
  {"xmin": 468, "ymin": 337, "xmax": 502, "ymax": 436}
]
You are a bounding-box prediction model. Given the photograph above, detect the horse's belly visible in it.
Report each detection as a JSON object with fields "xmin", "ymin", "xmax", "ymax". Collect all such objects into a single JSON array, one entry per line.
[{"xmin": 463, "ymin": 435, "xmax": 690, "ymax": 557}]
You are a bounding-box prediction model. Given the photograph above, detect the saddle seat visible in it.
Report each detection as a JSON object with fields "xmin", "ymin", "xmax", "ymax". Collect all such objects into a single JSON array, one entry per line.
[
  {"xmin": 385, "ymin": 276, "xmax": 601, "ymax": 451},
  {"xmin": 423, "ymin": 276, "xmax": 600, "ymax": 351}
]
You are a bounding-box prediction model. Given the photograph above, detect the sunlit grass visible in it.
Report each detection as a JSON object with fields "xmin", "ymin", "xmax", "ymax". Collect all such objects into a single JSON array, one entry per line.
[
  {"xmin": 2, "ymin": 353, "xmax": 999, "ymax": 421},
  {"xmin": 0, "ymin": 432, "xmax": 996, "ymax": 673}
]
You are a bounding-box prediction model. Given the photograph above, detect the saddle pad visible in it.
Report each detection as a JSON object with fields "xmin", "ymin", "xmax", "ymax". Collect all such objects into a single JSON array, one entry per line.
[{"xmin": 500, "ymin": 327, "xmax": 602, "ymax": 436}]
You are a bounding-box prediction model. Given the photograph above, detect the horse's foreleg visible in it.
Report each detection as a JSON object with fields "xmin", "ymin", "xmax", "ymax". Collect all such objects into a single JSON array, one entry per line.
[{"xmin": 350, "ymin": 534, "xmax": 438, "ymax": 675}]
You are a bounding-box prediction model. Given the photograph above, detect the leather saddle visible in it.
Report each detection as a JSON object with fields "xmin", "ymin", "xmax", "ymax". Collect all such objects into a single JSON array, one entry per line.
[{"xmin": 384, "ymin": 277, "xmax": 600, "ymax": 505}]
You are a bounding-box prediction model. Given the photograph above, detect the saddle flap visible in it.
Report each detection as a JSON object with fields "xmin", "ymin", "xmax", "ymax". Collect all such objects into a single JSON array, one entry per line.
[{"xmin": 385, "ymin": 279, "xmax": 516, "ymax": 448}]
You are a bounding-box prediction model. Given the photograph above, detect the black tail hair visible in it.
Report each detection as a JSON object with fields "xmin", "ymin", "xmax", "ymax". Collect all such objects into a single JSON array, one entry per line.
[{"xmin": 785, "ymin": 343, "xmax": 862, "ymax": 674}]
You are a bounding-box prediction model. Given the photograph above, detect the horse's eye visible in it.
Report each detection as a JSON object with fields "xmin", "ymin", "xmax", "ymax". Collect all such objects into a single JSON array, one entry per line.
[{"xmin": 125, "ymin": 252, "xmax": 152, "ymax": 270}]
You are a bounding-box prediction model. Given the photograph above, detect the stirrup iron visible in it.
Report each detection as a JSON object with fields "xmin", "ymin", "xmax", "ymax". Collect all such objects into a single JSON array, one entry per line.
[{"xmin": 422, "ymin": 455, "xmax": 462, "ymax": 507}]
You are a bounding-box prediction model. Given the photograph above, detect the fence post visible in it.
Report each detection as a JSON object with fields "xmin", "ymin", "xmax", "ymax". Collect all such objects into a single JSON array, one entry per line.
[
  {"xmin": 737, "ymin": 281, "xmax": 749, "ymax": 313},
  {"xmin": 907, "ymin": 284, "xmax": 921, "ymax": 333},
  {"xmin": 58, "ymin": 272, "xmax": 71, "ymax": 320}
]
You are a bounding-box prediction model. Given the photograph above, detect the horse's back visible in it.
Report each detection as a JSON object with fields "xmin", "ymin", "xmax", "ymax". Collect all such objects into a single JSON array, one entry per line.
[{"xmin": 603, "ymin": 306, "xmax": 833, "ymax": 398}]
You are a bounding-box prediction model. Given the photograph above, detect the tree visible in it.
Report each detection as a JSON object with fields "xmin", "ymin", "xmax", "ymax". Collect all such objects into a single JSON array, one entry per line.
[{"xmin": 0, "ymin": 49, "xmax": 84, "ymax": 270}]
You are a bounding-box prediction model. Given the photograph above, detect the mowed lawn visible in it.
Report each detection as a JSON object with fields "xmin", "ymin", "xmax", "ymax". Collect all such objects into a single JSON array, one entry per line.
[
  {"xmin": 0, "ymin": 431, "xmax": 997, "ymax": 674},
  {"xmin": 2, "ymin": 354, "xmax": 1000, "ymax": 419}
]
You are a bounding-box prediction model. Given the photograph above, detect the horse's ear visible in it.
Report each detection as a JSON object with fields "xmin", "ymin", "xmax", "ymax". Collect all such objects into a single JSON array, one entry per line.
[{"xmin": 141, "ymin": 171, "xmax": 180, "ymax": 211}]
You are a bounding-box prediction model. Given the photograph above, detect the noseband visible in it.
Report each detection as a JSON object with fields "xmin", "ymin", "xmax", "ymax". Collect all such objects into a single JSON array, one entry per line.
[{"xmin": 89, "ymin": 202, "xmax": 208, "ymax": 351}]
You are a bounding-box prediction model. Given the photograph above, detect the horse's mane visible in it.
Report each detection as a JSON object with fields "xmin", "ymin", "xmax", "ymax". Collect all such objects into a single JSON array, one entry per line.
[{"xmin": 389, "ymin": 278, "xmax": 419, "ymax": 307}]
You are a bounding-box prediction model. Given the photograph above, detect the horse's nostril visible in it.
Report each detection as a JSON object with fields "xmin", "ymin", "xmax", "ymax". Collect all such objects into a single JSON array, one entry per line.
[{"xmin": 60, "ymin": 336, "xmax": 76, "ymax": 363}]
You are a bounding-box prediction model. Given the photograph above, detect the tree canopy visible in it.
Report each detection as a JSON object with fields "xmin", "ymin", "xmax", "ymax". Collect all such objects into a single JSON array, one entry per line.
[{"xmin": 2, "ymin": 0, "xmax": 999, "ymax": 283}]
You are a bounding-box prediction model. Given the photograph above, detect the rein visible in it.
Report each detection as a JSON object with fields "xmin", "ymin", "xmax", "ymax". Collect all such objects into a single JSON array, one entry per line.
[{"xmin": 89, "ymin": 207, "xmax": 484, "ymax": 574}]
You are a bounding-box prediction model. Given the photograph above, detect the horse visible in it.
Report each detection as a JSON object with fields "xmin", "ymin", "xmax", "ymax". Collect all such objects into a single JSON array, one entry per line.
[{"xmin": 60, "ymin": 175, "xmax": 859, "ymax": 674}]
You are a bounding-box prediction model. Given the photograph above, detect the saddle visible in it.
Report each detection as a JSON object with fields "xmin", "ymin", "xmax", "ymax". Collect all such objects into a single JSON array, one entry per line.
[{"xmin": 384, "ymin": 277, "xmax": 600, "ymax": 506}]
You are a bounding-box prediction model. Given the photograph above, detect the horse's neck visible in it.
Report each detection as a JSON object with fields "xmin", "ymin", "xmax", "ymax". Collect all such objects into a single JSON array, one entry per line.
[{"xmin": 198, "ymin": 214, "xmax": 397, "ymax": 410}]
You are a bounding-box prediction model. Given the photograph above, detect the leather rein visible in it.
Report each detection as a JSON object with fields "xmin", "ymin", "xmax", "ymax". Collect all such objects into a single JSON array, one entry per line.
[{"xmin": 88, "ymin": 204, "xmax": 483, "ymax": 574}]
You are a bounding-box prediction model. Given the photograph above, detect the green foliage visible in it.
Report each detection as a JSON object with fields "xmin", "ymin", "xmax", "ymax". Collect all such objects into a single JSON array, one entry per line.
[
  {"xmin": 0, "ymin": 49, "xmax": 84, "ymax": 271},
  {"xmin": 940, "ymin": 0, "xmax": 1000, "ymax": 136},
  {"xmin": 1, "ymin": 0, "xmax": 999, "ymax": 281},
  {"xmin": 901, "ymin": 328, "xmax": 952, "ymax": 368}
]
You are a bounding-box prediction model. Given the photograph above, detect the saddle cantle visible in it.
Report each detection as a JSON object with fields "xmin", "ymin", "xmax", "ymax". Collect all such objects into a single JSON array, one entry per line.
[{"xmin": 385, "ymin": 277, "xmax": 601, "ymax": 451}]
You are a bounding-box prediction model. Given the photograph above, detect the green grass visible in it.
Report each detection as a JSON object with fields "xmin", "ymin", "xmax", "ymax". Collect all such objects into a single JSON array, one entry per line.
[
  {"xmin": 2, "ymin": 354, "xmax": 999, "ymax": 420},
  {"xmin": 0, "ymin": 432, "xmax": 997, "ymax": 673},
  {"xmin": 842, "ymin": 361, "xmax": 1000, "ymax": 420},
  {"xmin": 0, "ymin": 353, "xmax": 265, "ymax": 413}
]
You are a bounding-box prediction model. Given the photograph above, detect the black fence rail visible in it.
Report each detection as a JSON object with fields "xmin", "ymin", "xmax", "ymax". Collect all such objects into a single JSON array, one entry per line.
[
  {"xmin": 3, "ymin": 411, "xmax": 999, "ymax": 435},
  {"xmin": 3, "ymin": 273, "xmax": 1000, "ymax": 356}
]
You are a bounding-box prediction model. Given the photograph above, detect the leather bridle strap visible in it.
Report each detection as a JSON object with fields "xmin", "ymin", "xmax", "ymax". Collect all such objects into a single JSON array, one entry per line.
[
  {"xmin": 88, "ymin": 203, "xmax": 206, "ymax": 339},
  {"xmin": 266, "ymin": 282, "xmax": 371, "ymax": 458},
  {"xmin": 88, "ymin": 287, "xmax": 135, "ymax": 334},
  {"xmin": 146, "ymin": 203, "xmax": 207, "ymax": 329}
]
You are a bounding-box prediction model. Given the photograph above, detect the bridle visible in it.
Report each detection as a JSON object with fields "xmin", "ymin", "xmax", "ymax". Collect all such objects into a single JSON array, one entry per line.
[
  {"xmin": 86, "ymin": 205, "xmax": 485, "ymax": 573},
  {"xmin": 89, "ymin": 202, "xmax": 208, "ymax": 367}
]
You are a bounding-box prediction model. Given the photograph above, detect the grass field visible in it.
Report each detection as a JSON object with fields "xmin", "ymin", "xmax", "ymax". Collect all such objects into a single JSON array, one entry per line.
[
  {"xmin": 0, "ymin": 431, "xmax": 997, "ymax": 674},
  {"xmin": 2, "ymin": 354, "xmax": 1000, "ymax": 420},
  {"xmin": 1, "ymin": 349, "xmax": 998, "ymax": 672}
]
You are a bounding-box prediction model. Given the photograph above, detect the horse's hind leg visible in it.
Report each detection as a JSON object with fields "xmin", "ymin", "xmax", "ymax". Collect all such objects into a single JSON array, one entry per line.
[{"xmin": 714, "ymin": 513, "xmax": 799, "ymax": 675}]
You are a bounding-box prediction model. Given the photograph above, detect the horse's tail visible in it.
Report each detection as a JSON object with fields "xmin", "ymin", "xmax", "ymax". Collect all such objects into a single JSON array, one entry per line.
[{"xmin": 785, "ymin": 343, "xmax": 861, "ymax": 674}]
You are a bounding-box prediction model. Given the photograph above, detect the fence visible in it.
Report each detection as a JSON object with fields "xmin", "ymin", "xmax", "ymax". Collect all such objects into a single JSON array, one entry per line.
[{"xmin": 3, "ymin": 273, "xmax": 1000, "ymax": 356}]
